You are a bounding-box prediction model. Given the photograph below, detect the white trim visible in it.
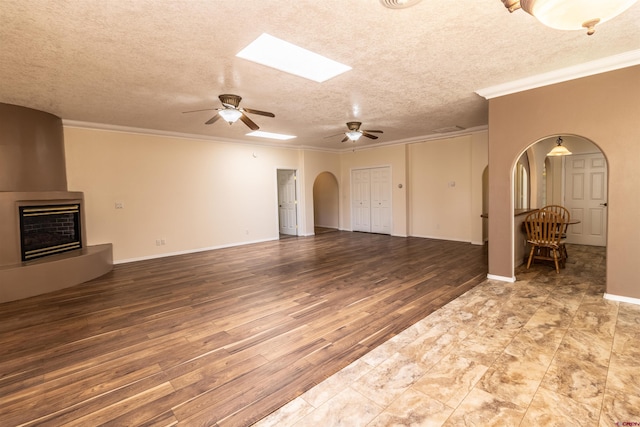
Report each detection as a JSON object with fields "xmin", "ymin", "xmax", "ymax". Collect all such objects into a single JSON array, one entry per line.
[
  {"xmin": 487, "ymin": 274, "xmax": 516, "ymax": 283},
  {"xmin": 410, "ymin": 234, "xmax": 471, "ymax": 244},
  {"xmin": 475, "ymin": 49, "xmax": 640, "ymax": 100},
  {"xmin": 603, "ymin": 293, "xmax": 640, "ymax": 306},
  {"xmin": 113, "ymin": 237, "xmax": 278, "ymax": 264}
]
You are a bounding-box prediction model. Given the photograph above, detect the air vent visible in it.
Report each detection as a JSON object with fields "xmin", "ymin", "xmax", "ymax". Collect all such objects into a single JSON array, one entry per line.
[
  {"xmin": 431, "ymin": 125, "xmax": 465, "ymax": 134},
  {"xmin": 379, "ymin": 0, "xmax": 423, "ymax": 9}
]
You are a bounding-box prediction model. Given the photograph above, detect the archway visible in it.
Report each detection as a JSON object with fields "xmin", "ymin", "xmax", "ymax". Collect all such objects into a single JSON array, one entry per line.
[
  {"xmin": 312, "ymin": 172, "xmax": 339, "ymax": 234},
  {"xmin": 512, "ymin": 134, "xmax": 608, "ymax": 272}
]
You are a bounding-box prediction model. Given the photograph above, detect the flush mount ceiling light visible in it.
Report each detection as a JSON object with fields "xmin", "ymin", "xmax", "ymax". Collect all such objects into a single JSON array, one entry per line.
[
  {"xmin": 501, "ymin": 0, "xmax": 638, "ymax": 35},
  {"xmin": 236, "ymin": 33, "xmax": 352, "ymax": 83},
  {"xmin": 218, "ymin": 108, "xmax": 243, "ymax": 124},
  {"xmin": 247, "ymin": 130, "xmax": 296, "ymax": 140},
  {"xmin": 547, "ymin": 136, "xmax": 572, "ymax": 156}
]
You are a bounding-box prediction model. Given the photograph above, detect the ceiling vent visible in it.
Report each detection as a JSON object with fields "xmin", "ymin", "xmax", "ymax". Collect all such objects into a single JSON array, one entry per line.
[
  {"xmin": 431, "ymin": 125, "xmax": 466, "ymax": 133},
  {"xmin": 380, "ymin": 0, "xmax": 423, "ymax": 9}
]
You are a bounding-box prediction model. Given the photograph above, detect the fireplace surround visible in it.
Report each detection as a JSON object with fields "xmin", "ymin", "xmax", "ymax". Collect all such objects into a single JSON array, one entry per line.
[{"xmin": 0, "ymin": 103, "xmax": 113, "ymax": 303}]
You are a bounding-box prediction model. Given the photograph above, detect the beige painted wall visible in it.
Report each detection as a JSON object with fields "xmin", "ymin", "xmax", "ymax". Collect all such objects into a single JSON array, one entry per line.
[
  {"xmin": 64, "ymin": 127, "xmax": 300, "ymax": 262},
  {"xmin": 408, "ymin": 132, "xmax": 487, "ymax": 244},
  {"xmin": 339, "ymin": 144, "xmax": 408, "ymax": 236},
  {"xmin": 487, "ymin": 66, "xmax": 640, "ymax": 300},
  {"xmin": 64, "ymin": 125, "xmax": 487, "ymax": 266}
]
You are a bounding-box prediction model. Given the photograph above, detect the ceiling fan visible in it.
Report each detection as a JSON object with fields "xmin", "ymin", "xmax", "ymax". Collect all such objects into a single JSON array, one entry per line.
[
  {"xmin": 183, "ymin": 94, "xmax": 275, "ymax": 130},
  {"xmin": 331, "ymin": 122, "xmax": 383, "ymax": 143}
]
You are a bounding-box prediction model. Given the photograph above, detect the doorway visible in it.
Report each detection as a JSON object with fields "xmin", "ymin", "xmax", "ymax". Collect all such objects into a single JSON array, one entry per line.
[
  {"xmin": 277, "ymin": 169, "xmax": 298, "ymax": 237},
  {"xmin": 313, "ymin": 172, "xmax": 339, "ymax": 234}
]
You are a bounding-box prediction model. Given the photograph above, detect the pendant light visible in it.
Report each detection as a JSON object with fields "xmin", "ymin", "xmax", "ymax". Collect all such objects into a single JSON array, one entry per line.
[{"xmin": 547, "ymin": 136, "xmax": 572, "ymax": 156}]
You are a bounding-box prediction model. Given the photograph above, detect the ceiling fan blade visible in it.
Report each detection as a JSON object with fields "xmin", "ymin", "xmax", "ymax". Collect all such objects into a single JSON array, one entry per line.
[
  {"xmin": 242, "ymin": 107, "xmax": 275, "ymax": 117},
  {"xmin": 183, "ymin": 108, "xmax": 217, "ymax": 114},
  {"xmin": 239, "ymin": 113, "xmax": 260, "ymax": 130},
  {"xmin": 341, "ymin": 136, "xmax": 349, "ymax": 143},
  {"xmin": 205, "ymin": 114, "xmax": 221, "ymax": 125},
  {"xmin": 363, "ymin": 129, "xmax": 383, "ymax": 133},
  {"xmin": 362, "ymin": 132, "xmax": 379, "ymax": 140}
]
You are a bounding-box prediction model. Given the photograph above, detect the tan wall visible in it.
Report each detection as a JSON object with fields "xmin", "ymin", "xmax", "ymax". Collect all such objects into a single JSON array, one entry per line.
[
  {"xmin": 408, "ymin": 133, "xmax": 487, "ymax": 244},
  {"xmin": 487, "ymin": 66, "xmax": 640, "ymax": 299},
  {"xmin": 64, "ymin": 127, "xmax": 300, "ymax": 262},
  {"xmin": 339, "ymin": 144, "xmax": 408, "ymax": 236}
]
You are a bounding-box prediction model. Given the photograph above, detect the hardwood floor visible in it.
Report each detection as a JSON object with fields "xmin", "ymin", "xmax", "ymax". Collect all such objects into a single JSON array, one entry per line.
[{"xmin": 0, "ymin": 232, "xmax": 487, "ymax": 426}]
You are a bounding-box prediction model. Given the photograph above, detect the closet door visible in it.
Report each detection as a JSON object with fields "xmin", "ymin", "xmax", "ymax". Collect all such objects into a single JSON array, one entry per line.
[
  {"xmin": 370, "ymin": 167, "xmax": 391, "ymax": 234},
  {"xmin": 351, "ymin": 169, "xmax": 371, "ymax": 232}
]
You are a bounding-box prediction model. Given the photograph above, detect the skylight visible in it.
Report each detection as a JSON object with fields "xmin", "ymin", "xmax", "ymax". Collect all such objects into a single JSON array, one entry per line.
[
  {"xmin": 247, "ymin": 130, "xmax": 296, "ymax": 140},
  {"xmin": 236, "ymin": 33, "xmax": 352, "ymax": 83}
]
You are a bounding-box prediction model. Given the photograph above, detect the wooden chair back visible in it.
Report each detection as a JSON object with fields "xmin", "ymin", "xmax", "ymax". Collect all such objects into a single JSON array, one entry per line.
[
  {"xmin": 524, "ymin": 209, "xmax": 564, "ymax": 247},
  {"xmin": 541, "ymin": 205, "xmax": 570, "ymax": 237}
]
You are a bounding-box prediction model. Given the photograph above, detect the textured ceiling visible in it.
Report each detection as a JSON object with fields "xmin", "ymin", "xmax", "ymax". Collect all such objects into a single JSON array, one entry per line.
[{"xmin": 1, "ymin": 0, "xmax": 639, "ymax": 150}]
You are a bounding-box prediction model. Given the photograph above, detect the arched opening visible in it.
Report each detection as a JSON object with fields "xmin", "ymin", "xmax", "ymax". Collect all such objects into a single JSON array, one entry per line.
[
  {"xmin": 512, "ymin": 134, "xmax": 608, "ymax": 273},
  {"xmin": 313, "ymin": 171, "xmax": 339, "ymax": 234}
]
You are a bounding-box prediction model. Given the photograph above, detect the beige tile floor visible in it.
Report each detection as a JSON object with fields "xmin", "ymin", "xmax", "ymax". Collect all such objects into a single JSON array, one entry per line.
[{"xmin": 253, "ymin": 244, "xmax": 640, "ymax": 426}]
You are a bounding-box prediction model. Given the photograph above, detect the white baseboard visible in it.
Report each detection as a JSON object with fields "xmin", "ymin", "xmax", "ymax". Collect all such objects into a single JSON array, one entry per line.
[
  {"xmin": 487, "ymin": 274, "xmax": 516, "ymax": 283},
  {"xmin": 604, "ymin": 293, "xmax": 640, "ymax": 306},
  {"xmin": 114, "ymin": 237, "xmax": 278, "ymax": 264}
]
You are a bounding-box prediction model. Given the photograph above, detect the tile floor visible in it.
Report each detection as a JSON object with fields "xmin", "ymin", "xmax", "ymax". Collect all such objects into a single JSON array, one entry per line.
[{"xmin": 253, "ymin": 244, "xmax": 640, "ymax": 426}]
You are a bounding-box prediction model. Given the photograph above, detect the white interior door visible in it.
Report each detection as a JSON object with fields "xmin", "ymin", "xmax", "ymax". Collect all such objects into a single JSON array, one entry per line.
[
  {"xmin": 370, "ymin": 167, "xmax": 391, "ymax": 234},
  {"xmin": 351, "ymin": 169, "xmax": 371, "ymax": 232},
  {"xmin": 277, "ymin": 169, "xmax": 297, "ymax": 236},
  {"xmin": 564, "ymin": 153, "xmax": 608, "ymax": 246}
]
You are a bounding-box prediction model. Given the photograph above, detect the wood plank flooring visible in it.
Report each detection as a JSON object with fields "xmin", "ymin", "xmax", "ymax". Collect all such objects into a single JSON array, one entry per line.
[{"xmin": 0, "ymin": 231, "xmax": 488, "ymax": 426}]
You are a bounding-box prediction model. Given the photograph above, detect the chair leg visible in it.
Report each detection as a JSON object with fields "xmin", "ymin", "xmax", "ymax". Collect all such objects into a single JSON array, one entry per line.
[
  {"xmin": 526, "ymin": 246, "xmax": 535, "ymax": 269},
  {"xmin": 553, "ymin": 249, "xmax": 560, "ymax": 273}
]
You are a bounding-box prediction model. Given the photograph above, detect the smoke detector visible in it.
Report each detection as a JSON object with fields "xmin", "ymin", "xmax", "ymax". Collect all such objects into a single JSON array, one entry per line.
[{"xmin": 380, "ymin": 0, "xmax": 423, "ymax": 9}]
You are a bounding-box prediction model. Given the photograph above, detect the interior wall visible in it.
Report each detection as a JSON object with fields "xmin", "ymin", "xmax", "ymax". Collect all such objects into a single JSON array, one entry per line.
[
  {"xmin": 64, "ymin": 127, "xmax": 300, "ymax": 262},
  {"xmin": 339, "ymin": 144, "xmax": 408, "ymax": 237},
  {"xmin": 408, "ymin": 132, "xmax": 487, "ymax": 244},
  {"xmin": 487, "ymin": 66, "xmax": 640, "ymax": 299}
]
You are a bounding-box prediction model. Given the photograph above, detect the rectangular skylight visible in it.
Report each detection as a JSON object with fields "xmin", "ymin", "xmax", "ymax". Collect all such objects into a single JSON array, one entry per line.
[
  {"xmin": 247, "ymin": 130, "xmax": 296, "ymax": 140},
  {"xmin": 236, "ymin": 33, "xmax": 351, "ymax": 83}
]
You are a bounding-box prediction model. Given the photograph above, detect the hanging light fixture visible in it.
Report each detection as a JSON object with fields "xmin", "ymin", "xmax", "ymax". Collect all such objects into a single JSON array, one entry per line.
[
  {"xmin": 345, "ymin": 130, "xmax": 363, "ymax": 141},
  {"xmin": 501, "ymin": 0, "xmax": 638, "ymax": 35},
  {"xmin": 218, "ymin": 108, "xmax": 243, "ymax": 124},
  {"xmin": 547, "ymin": 136, "xmax": 572, "ymax": 156}
]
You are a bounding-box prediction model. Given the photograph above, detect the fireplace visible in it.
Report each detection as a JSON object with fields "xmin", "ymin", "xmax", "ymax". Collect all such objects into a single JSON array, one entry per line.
[
  {"xmin": 1, "ymin": 103, "xmax": 113, "ymax": 303},
  {"xmin": 19, "ymin": 203, "xmax": 82, "ymax": 261}
]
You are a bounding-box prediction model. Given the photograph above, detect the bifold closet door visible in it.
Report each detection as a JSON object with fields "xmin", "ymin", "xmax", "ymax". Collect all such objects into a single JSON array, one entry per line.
[{"xmin": 351, "ymin": 167, "xmax": 391, "ymax": 234}]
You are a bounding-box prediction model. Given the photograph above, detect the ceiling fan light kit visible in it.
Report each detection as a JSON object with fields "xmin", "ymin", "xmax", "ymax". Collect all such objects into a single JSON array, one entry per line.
[
  {"xmin": 218, "ymin": 108, "xmax": 243, "ymax": 124},
  {"xmin": 346, "ymin": 130, "xmax": 362, "ymax": 141},
  {"xmin": 501, "ymin": 0, "xmax": 638, "ymax": 35}
]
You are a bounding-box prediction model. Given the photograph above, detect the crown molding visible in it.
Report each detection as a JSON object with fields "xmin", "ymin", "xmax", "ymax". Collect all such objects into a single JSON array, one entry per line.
[
  {"xmin": 475, "ymin": 49, "xmax": 640, "ymax": 100},
  {"xmin": 62, "ymin": 120, "xmax": 488, "ymax": 153}
]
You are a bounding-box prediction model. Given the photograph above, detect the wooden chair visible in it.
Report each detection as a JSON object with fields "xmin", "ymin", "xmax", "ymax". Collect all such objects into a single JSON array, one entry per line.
[
  {"xmin": 524, "ymin": 209, "xmax": 567, "ymax": 273},
  {"xmin": 541, "ymin": 205, "xmax": 570, "ymax": 259}
]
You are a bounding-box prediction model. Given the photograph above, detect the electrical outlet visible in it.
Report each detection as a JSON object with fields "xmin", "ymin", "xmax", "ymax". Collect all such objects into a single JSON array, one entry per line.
[
  {"xmin": 155, "ymin": 239, "xmax": 161, "ymax": 246},
  {"xmin": 161, "ymin": 238, "xmax": 166, "ymax": 245},
  {"xmin": 115, "ymin": 202, "xmax": 124, "ymax": 209}
]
